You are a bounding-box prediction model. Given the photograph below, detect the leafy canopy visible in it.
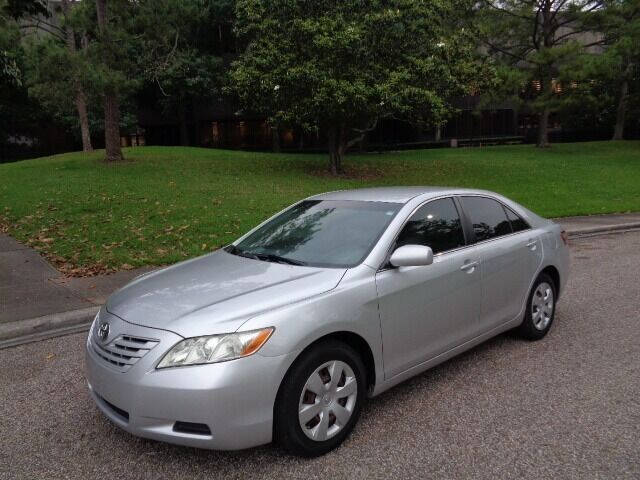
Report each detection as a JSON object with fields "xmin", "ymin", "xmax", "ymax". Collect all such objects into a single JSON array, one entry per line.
[
  {"xmin": 230, "ymin": 0, "xmax": 486, "ymax": 137},
  {"xmin": 478, "ymin": 0, "xmax": 604, "ymax": 110},
  {"xmin": 135, "ymin": 0, "xmax": 229, "ymax": 113}
]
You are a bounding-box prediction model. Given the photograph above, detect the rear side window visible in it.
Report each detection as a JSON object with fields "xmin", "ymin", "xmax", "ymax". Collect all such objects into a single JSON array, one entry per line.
[
  {"xmin": 396, "ymin": 198, "xmax": 465, "ymax": 254},
  {"xmin": 461, "ymin": 196, "xmax": 512, "ymax": 242},
  {"xmin": 504, "ymin": 206, "xmax": 530, "ymax": 232}
]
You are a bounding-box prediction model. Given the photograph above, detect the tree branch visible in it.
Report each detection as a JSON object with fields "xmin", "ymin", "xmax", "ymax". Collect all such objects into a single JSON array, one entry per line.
[
  {"xmin": 548, "ymin": 0, "xmax": 573, "ymax": 24},
  {"xmin": 25, "ymin": 16, "xmax": 66, "ymax": 34},
  {"xmin": 552, "ymin": 28, "xmax": 592, "ymax": 45},
  {"xmin": 555, "ymin": 2, "xmax": 601, "ymax": 28},
  {"xmin": 19, "ymin": 24, "xmax": 66, "ymax": 42},
  {"xmin": 581, "ymin": 39, "xmax": 606, "ymax": 49},
  {"xmin": 532, "ymin": 4, "xmax": 542, "ymax": 50},
  {"xmin": 484, "ymin": 1, "xmax": 532, "ymax": 21},
  {"xmin": 346, "ymin": 117, "xmax": 382, "ymax": 149},
  {"xmin": 483, "ymin": 39, "xmax": 537, "ymax": 65}
]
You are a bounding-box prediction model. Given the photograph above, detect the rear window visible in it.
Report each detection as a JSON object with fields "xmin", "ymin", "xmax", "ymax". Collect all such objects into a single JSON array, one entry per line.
[
  {"xmin": 460, "ymin": 196, "xmax": 512, "ymax": 242},
  {"xmin": 504, "ymin": 206, "xmax": 530, "ymax": 232}
]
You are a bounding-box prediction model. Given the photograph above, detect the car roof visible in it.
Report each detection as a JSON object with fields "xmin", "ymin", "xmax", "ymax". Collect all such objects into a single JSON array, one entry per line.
[{"xmin": 308, "ymin": 187, "xmax": 492, "ymax": 204}]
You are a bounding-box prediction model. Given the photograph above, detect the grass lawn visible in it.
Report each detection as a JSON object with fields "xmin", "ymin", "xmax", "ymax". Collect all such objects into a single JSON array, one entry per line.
[{"xmin": 1, "ymin": 140, "xmax": 639, "ymax": 274}]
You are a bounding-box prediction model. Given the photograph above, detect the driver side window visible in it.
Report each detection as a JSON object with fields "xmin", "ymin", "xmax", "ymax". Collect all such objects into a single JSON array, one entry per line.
[{"xmin": 396, "ymin": 198, "xmax": 466, "ymax": 254}]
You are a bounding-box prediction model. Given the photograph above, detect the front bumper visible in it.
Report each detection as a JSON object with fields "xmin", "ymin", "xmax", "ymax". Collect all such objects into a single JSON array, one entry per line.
[{"xmin": 85, "ymin": 310, "xmax": 296, "ymax": 450}]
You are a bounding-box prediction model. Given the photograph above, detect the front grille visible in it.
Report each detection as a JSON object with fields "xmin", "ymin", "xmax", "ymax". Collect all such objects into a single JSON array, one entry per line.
[{"xmin": 91, "ymin": 331, "xmax": 159, "ymax": 372}]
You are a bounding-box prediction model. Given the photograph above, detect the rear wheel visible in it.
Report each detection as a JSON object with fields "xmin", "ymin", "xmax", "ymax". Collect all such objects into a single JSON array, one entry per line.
[
  {"xmin": 518, "ymin": 273, "xmax": 556, "ymax": 340},
  {"xmin": 275, "ymin": 340, "xmax": 366, "ymax": 457}
]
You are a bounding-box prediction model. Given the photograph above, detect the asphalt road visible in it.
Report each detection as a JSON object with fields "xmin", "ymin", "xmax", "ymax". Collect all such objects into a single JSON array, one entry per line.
[{"xmin": 1, "ymin": 231, "xmax": 639, "ymax": 480}]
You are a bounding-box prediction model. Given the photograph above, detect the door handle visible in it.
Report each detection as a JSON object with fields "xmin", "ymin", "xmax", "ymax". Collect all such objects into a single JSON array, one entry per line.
[
  {"xmin": 526, "ymin": 239, "xmax": 537, "ymax": 250},
  {"xmin": 460, "ymin": 261, "xmax": 478, "ymax": 272}
]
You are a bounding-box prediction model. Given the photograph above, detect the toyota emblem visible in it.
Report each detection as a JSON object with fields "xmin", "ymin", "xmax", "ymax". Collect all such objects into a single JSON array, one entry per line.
[{"xmin": 98, "ymin": 322, "xmax": 110, "ymax": 342}]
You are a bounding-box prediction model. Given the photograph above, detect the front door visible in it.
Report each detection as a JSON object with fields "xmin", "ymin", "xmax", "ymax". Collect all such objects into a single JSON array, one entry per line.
[{"xmin": 375, "ymin": 197, "xmax": 482, "ymax": 379}]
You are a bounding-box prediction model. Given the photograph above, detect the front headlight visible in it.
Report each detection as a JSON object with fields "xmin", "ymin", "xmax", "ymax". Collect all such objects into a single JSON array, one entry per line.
[{"xmin": 156, "ymin": 327, "xmax": 274, "ymax": 369}]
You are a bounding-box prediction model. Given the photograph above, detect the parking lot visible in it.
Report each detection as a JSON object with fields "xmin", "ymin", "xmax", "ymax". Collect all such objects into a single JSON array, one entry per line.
[{"xmin": 1, "ymin": 231, "xmax": 639, "ymax": 479}]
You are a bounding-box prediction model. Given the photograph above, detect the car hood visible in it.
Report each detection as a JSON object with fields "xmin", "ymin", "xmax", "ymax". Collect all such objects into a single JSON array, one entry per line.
[{"xmin": 106, "ymin": 250, "xmax": 346, "ymax": 338}]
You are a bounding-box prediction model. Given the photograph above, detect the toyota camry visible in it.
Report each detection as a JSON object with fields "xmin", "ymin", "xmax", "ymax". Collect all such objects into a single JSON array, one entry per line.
[{"xmin": 86, "ymin": 187, "xmax": 569, "ymax": 456}]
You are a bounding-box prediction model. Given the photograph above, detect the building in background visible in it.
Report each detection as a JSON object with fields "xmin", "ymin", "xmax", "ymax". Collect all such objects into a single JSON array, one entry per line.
[{"xmin": 2, "ymin": 2, "xmax": 635, "ymax": 162}]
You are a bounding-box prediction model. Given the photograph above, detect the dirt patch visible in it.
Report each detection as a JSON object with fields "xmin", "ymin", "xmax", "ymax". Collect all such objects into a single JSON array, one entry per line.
[
  {"xmin": 42, "ymin": 252, "xmax": 116, "ymax": 277},
  {"xmin": 308, "ymin": 164, "xmax": 385, "ymax": 180}
]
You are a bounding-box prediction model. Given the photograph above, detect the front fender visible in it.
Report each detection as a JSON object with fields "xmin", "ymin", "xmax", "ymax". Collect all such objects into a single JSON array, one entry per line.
[{"xmin": 243, "ymin": 266, "xmax": 385, "ymax": 388}]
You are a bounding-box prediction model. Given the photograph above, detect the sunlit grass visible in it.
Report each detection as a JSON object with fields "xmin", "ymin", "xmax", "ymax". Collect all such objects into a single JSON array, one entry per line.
[{"xmin": 1, "ymin": 141, "xmax": 638, "ymax": 273}]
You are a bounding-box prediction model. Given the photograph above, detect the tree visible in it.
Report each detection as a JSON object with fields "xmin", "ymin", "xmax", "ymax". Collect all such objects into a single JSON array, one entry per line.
[
  {"xmin": 22, "ymin": 0, "xmax": 95, "ymax": 151},
  {"xmin": 0, "ymin": 1, "xmax": 22, "ymax": 87},
  {"xmin": 230, "ymin": 0, "xmax": 486, "ymax": 174},
  {"xmin": 95, "ymin": 0, "xmax": 123, "ymax": 161},
  {"xmin": 91, "ymin": 0, "xmax": 139, "ymax": 161},
  {"xmin": 552, "ymin": 52, "xmax": 618, "ymax": 135},
  {"xmin": 1, "ymin": 0, "xmax": 63, "ymax": 161},
  {"xmin": 1, "ymin": 1, "xmax": 23, "ymax": 148},
  {"xmin": 136, "ymin": 0, "xmax": 228, "ymax": 146},
  {"xmin": 1, "ymin": 0, "xmax": 49, "ymax": 87},
  {"xmin": 3, "ymin": 0, "xmax": 47, "ymax": 20},
  {"xmin": 588, "ymin": 0, "xmax": 640, "ymax": 140},
  {"xmin": 61, "ymin": 0, "xmax": 92, "ymax": 150},
  {"xmin": 479, "ymin": 0, "xmax": 605, "ymax": 147}
]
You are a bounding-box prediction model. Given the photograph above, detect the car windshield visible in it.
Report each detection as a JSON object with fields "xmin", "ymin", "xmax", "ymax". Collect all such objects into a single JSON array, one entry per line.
[{"xmin": 227, "ymin": 200, "xmax": 401, "ymax": 268}]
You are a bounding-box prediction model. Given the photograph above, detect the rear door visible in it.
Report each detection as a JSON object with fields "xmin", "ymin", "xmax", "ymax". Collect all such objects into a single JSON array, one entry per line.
[
  {"xmin": 459, "ymin": 196, "xmax": 531, "ymax": 334},
  {"xmin": 504, "ymin": 205, "xmax": 544, "ymax": 291}
]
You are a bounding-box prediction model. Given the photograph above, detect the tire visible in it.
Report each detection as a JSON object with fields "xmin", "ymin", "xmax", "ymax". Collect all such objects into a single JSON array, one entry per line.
[
  {"xmin": 274, "ymin": 340, "xmax": 366, "ymax": 457},
  {"xmin": 518, "ymin": 272, "xmax": 557, "ymax": 340}
]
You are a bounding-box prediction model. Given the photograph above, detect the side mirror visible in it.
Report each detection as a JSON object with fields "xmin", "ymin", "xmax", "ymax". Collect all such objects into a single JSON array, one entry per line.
[{"xmin": 389, "ymin": 245, "xmax": 434, "ymax": 268}]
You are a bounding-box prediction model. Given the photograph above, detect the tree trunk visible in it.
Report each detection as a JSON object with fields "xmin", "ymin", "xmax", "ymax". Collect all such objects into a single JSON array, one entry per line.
[
  {"xmin": 271, "ymin": 124, "xmax": 281, "ymax": 152},
  {"xmin": 537, "ymin": 108, "xmax": 550, "ymax": 147},
  {"xmin": 178, "ymin": 99, "xmax": 189, "ymax": 146},
  {"xmin": 327, "ymin": 124, "xmax": 346, "ymax": 175},
  {"xmin": 103, "ymin": 90, "xmax": 123, "ymax": 161},
  {"xmin": 75, "ymin": 90, "xmax": 93, "ymax": 152},
  {"xmin": 192, "ymin": 100, "xmax": 200, "ymax": 146},
  {"xmin": 96, "ymin": 0, "xmax": 123, "ymax": 161},
  {"xmin": 536, "ymin": 76, "xmax": 552, "ymax": 148},
  {"xmin": 536, "ymin": 3, "xmax": 552, "ymax": 149},
  {"xmin": 62, "ymin": 0, "xmax": 92, "ymax": 152},
  {"xmin": 612, "ymin": 63, "xmax": 632, "ymax": 141}
]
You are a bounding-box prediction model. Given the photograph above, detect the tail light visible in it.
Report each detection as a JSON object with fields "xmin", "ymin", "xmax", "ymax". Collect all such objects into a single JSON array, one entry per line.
[{"xmin": 560, "ymin": 230, "xmax": 569, "ymax": 246}]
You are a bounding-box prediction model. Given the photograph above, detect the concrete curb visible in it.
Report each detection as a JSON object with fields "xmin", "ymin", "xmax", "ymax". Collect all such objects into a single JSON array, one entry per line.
[
  {"xmin": 1, "ymin": 220, "xmax": 639, "ymax": 349},
  {"xmin": 566, "ymin": 222, "xmax": 640, "ymax": 238},
  {"xmin": 0, "ymin": 306, "xmax": 98, "ymax": 349}
]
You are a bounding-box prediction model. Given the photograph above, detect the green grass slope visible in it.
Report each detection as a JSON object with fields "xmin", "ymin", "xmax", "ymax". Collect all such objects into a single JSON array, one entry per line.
[{"xmin": 1, "ymin": 141, "xmax": 638, "ymax": 273}]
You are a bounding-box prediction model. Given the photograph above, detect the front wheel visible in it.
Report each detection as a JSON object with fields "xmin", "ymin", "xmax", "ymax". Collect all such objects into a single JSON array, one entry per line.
[
  {"xmin": 275, "ymin": 340, "xmax": 366, "ymax": 457},
  {"xmin": 518, "ymin": 273, "xmax": 556, "ymax": 340}
]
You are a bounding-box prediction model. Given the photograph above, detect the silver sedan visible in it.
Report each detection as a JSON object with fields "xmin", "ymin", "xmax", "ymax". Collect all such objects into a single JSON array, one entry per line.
[{"xmin": 86, "ymin": 187, "xmax": 569, "ymax": 456}]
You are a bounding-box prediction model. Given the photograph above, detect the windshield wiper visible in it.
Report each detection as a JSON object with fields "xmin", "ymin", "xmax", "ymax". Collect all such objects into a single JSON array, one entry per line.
[
  {"xmin": 225, "ymin": 245, "xmax": 261, "ymax": 261},
  {"xmin": 226, "ymin": 246, "xmax": 306, "ymax": 266},
  {"xmin": 253, "ymin": 253, "xmax": 307, "ymax": 266}
]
